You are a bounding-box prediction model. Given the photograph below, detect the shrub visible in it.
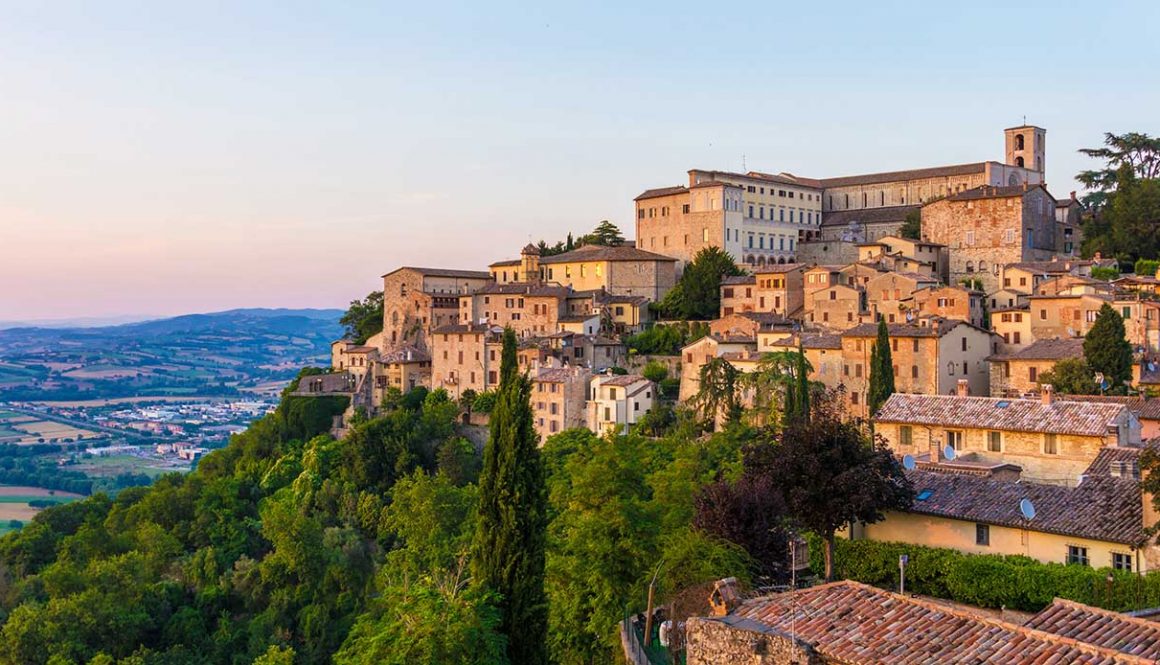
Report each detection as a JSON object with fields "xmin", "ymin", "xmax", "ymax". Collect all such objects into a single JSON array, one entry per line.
[
  {"xmin": 807, "ymin": 536, "xmax": 1160, "ymax": 613},
  {"xmin": 472, "ymin": 391, "xmax": 497, "ymax": 414},
  {"xmin": 641, "ymin": 361, "xmax": 669, "ymax": 384},
  {"xmin": 1135, "ymin": 259, "xmax": 1160, "ymax": 277},
  {"xmin": 1092, "ymin": 266, "xmax": 1121, "ymax": 281}
]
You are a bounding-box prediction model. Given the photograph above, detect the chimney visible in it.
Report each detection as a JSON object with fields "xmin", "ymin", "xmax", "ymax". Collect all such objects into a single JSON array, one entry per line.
[
  {"xmin": 1023, "ymin": 181, "xmax": 1029, "ymax": 192},
  {"xmin": 709, "ymin": 578, "xmax": 741, "ymax": 617},
  {"xmin": 1041, "ymin": 384, "xmax": 1055, "ymax": 406},
  {"xmin": 1070, "ymin": 190, "xmax": 1077, "ymax": 202},
  {"xmin": 956, "ymin": 379, "xmax": 970, "ymax": 397}
]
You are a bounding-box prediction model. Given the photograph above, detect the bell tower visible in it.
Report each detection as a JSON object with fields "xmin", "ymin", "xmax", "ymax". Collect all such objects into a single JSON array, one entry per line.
[
  {"xmin": 1005, "ymin": 124, "xmax": 1046, "ymax": 174},
  {"xmin": 520, "ymin": 243, "xmax": 542, "ymax": 284}
]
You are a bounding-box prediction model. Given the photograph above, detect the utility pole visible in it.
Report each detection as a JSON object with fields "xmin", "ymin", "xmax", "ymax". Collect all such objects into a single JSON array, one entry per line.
[{"xmin": 643, "ymin": 560, "xmax": 664, "ymax": 647}]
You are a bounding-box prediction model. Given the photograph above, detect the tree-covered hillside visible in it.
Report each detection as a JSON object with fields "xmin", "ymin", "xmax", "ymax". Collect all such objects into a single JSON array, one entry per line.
[{"xmin": 0, "ymin": 365, "xmax": 754, "ymax": 664}]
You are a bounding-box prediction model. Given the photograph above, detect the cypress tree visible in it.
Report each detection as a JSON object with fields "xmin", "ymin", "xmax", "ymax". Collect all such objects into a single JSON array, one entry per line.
[
  {"xmin": 1084, "ymin": 303, "xmax": 1133, "ymax": 389},
  {"xmin": 868, "ymin": 319, "xmax": 895, "ymax": 416},
  {"xmin": 796, "ymin": 340, "xmax": 810, "ymax": 425},
  {"xmin": 472, "ymin": 328, "xmax": 549, "ymax": 664}
]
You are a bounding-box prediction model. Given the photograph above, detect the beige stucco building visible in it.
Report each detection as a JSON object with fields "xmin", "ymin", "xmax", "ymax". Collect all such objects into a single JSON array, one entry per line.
[
  {"xmin": 532, "ymin": 366, "xmax": 592, "ymax": 443},
  {"xmin": 587, "ymin": 374, "xmax": 655, "ymax": 436}
]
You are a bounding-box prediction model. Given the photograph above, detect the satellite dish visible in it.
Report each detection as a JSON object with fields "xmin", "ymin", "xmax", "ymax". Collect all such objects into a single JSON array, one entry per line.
[
  {"xmin": 902, "ymin": 455, "xmax": 916, "ymax": 471},
  {"xmin": 943, "ymin": 445, "xmax": 956, "ymax": 461},
  {"xmin": 1019, "ymin": 498, "xmax": 1036, "ymax": 521}
]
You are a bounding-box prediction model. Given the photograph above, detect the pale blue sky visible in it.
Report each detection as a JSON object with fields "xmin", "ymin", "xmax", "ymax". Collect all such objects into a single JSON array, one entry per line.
[{"xmin": 0, "ymin": 1, "xmax": 1156, "ymax": 320}]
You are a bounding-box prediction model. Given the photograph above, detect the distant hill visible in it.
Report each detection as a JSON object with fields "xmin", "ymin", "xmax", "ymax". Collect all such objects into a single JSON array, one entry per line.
[{"xmin": 0, "ymin": 308, "xmax": 345, "ymax": 402}]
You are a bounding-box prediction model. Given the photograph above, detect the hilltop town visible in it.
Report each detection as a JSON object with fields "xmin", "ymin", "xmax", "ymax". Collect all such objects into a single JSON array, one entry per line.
[{"xmin": 304, "ymin": 125, "xmax": 1160, "ymax": 661}]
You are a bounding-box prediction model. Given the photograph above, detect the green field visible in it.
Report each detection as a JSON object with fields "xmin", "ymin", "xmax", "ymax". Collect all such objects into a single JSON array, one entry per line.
[{"xmin": 0, "ymin": 495, "xmax": 75, "ymax": 504}]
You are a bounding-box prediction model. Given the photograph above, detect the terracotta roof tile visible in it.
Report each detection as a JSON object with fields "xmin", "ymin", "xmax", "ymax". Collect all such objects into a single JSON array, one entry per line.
[
  {"xmin": 819, "ymin": 162, "xmax": 987, "ymax": 188},
  {"xmin": 875, "ymin": 394, "xmax": 1128, "ymax": 437},
  {"xmin": 715, "ymin": 580, "xmax": 1152, "ymax": 664},
  {"xmin": 634, "ymin": 185, "xmax": 688, "ymax": 201},
  {"xmin": 904, "ymin": 467, "xmax": 1144, "ymax": 545},
  {"xmin": 538, "ymin": 244, "xmax": 677, "ymax": 264},
  {"xmin": 821, "ymin": 204, "xmax": 921, "ymax": 228},
  {"xmin": 1024, "ymin": 599, "xmax": 1160, "ymax": 659},
  {"xmin": 383, "ymin": 266, "xmax": 491, "ymax": 280}
]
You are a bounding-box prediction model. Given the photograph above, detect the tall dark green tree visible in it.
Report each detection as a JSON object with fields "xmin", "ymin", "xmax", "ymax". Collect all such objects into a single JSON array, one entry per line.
[
  {"xmin": 472, "ymin": 328, "xmax": 549, "ymax": 665},
  {"xmin": 1077, "ymin": 132, "xmax": 1160, "ymax": 209},
  {"xmin": 1083, "ymin": 303, "xmax": 1134, "ymax": 390},
  {"xmin": 655, "ymin": 247, "xmax": 745, "ymax": 320},
  {"xmin": 867, "ymin": 320, "xmax": 895, "ymax": 416}
]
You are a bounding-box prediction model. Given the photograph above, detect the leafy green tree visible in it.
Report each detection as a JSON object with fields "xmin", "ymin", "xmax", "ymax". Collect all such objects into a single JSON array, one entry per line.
[
  {"xmin": 544, "ymin": 434, "xmax": 658, "ymax": 664},
  {"xmin": 1080, "ymin": 164, "xmax": 1160, "ymax": 263},
  {"xmin": 742, "ymin": 350, "xmax": 812, "ymax": 428},
  {"xmin": 1077, "ymin": 131, "xmax": 1160, "ymax": 209},
  {"xmin": 900, "ymin": 208, "xmax": 921, "ymax": 240},
  {"xmin": 335, "ymin": 572, "xmax": 507, "ymax": 665},
  {"xmin": 745, "ymin": 391, "xmax": 913, "ymax": 580},
  {"xmin": 655, "ymin": 247, "xmax": 745, "ymax": 320},
  {"xmin": 471, "ymin": 329, "xmax": 549, "ymax": 665},
  {"xmin": 1083, "ymin": 303, "xmax": 1134, "ymax": 390},
  {"xmin": 868, "ymin": 320, "xmax": 895, "ymax": 417},
  {"xmin": 586, "ymin": 220, "xmax": 625, "ymax": 247},
  {"xmin": 1039, "ymin": 358, "xmax": 1098, "ymax": 395},
  {"xmin": 691, "ymin": 357, "xmax": 741, "ymax": 429},
  {"xmin": 385, "ymin": 471, "xmax": 478, "ymax": 577},
  {"xmin": 1091, "ymin": 265, "xmax": 1122, "ymax": 281},
  {"xmin": 339, "ymin": 291, "xmax": 384, "ymax": 344},
  {"xmin": 641, "ymin": 360, "xmax": 669, "ymax": 384}
]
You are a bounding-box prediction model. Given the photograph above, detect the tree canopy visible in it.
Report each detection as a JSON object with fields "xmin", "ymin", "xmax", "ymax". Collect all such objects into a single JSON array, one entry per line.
[
  {"xmin": 339, "ymin": 290, "xmax": 384, "ymax": 344},
  {"xmin": 1077, "ymin": 132, "xmax": 1160, "ymax": 210},
  {"xmin": 655, "ymin": 247, "xmax": 745, "ymax": 320},
  {"xmin": 1039, "ymin": 358, "xmax": 1098, "ymax": 395},
  {"xmin": 868, "ymin": 320, "xmax": 895, "ymax": 417},
  {"xmin": 1083, "ymin": 303, "xmax": 1134, "ymax": 390}
]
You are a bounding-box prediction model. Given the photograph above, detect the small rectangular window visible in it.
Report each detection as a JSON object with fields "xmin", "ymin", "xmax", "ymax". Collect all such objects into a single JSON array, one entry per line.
[
  {"xmin": 900, "ymin": 426, "xmax": 913, "ymax": 446},
  {"xmin": 988, "ymin": 431, "xmax": 1002, "ymax": 452},
  {"xmin": 1067, "ymin": 545, "xmax": 1089, "ymax": 566},
  {"xmin": 976, "ymin": 524, "xmax": 990, "ymax": 546},
  {"xmin": 1044, "ymin": 433, "xmax": 1058, "ymax": 455},
  {"xmin": 1112, "ymin": 552, "xmax": 1134, "ymax": 572}
]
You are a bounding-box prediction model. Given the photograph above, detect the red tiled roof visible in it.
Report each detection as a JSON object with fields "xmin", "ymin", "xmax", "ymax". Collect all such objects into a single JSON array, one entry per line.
[
  {"xmin": 946, "ymin": 184, "xmax": 1052, "ymax": 202},
  {"xmin": 1025, "ymin": 599, "xmax": 1160, "ymax": 659},
  {"xmin": 717, "ymin": 580, "xmax": 1152, "ymax": 664},
  {"xmin": 382, "ymin": 266, "xmax": 492, "ymax": 280},
  {"xmin": 820, "ymin": 204, "xmax": 920, "ymax": 228},
  {"xmin": 904, "ymin": 467, "xmax": 1144, "ymax": 545},
  {"xmin": 819, "ymin": 162, "xmax": 987, "ymax": 188},
  {"xmin": 594, "ymin": 373, "xmax": 650, "ymax": 387},
  {"xmin": 876, "ymin": 393, "xmax": 1128, "ymax": 437},
  {"xmin": 634, "ymin": 185, "xmax": 688, "ymax": 201},
  {"xmin": 987, "ymin": 337, "xmax": 1085, "ymax": 362},
  {"xmin": 538, "ymin": 244, "xmax": 677, "ymax": 264}
]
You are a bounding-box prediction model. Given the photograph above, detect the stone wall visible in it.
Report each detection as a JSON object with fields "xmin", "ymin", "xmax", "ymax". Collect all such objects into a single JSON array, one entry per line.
[
  {"xmin": 796, "ymin": 240, "xmax": 859, "ymax": 266},
  {"xmin": 685, "ymin": 617, "xmax": 824, "ymax": 665}
]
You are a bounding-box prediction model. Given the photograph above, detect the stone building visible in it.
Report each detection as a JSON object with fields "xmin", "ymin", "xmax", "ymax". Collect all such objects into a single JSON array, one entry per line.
[
  {"xmin": 718, "ymin": 275, "xmax": 755, "ymax": 316},
  {"xmin": 753, "ymin": 263, "xmax": 805, "ymax": 316},
  {"xmin": 840, "ymin": 320, "xmax": 995, "ymax": 418},
  {"xmin": 429, "ymin": 323, "xmax": 500, "ymax": 400},
  {"xmin": 489, "ymin": 243, "xmax": 678, "ymax": 303},
  {"xmin": 458, "ymin": 282, "xmax": 571, "ymax": 338},
  {"xmin": 759, "ymin": 332, "xmax": 844, "ymax": 389},
  {"xmin": 636, "ymin": 125, "xmax": 1046, "ymax": 272},
  {"xmin": 381, "ymin": 266, "xmax": 492, "ymax": 350},
  {"xmin": 991, "ymin": 306, "xmax": 1032, "ymax": 353},
  {"xmin": 531, "ymin": 366, "xmax": 591, "ymax": 443},
  {"xmin": 805, "ymin": 283, "xmax": 869, "ymax": 331},
  {"xmin": 874, "ymin": 391, "xmax": 1139, "ymax": 486},
  {"xmin": 922, "ymin": 184, "xmax": 1059, "ymax": 294},
  {"xmin": 864, "ymin": 271, "xmax": 939, "ymax": 323},
  {"xmin": 987, "ymin": 337, "xmax": 1084, "ymax": 397},
  {"xmin": 679, "ymin": 334, "xmax": 757, "ymax": 402},
  {"xmin": 587, "ymin": 374, "xmax": 655, "ymax": 435},
  {"xmin": 913, "ymin": 285, "xmax": 986, "ymax": 327}
]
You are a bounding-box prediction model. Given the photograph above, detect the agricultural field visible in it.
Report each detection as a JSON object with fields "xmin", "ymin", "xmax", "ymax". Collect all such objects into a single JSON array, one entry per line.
[
  {"xmin": 0, "ymin": 485, "xmax": 83, "ymax": 535},
  {"xmin": 0, "ymin": 409, "xmax": 104, "ymax": 445}
]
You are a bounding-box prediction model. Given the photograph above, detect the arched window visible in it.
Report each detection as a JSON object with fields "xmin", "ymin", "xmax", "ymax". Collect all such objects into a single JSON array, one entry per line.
[
  {"xmin": 977, "ymin": 260, "xmax": 987, "ymax": 276},
  {"xmin": 1036, "ymin": 157, "xmax": 1042, "ymax": 171},
  {"xmin": 965, "ymin": 261, "xmax": 975, "ymax": 273},
  {"xmin": 1015, "ymin": 156, "xmax": 1024, "ymax": 167},
  {"xmin": 1015, "ymin": 134, "xmax": 1025, "ymax": 150},
  {"xmin": 778, "ymin": 256, "xmax": 786, "ymax": 265},
  {"xmin": 746, "ymin": 255, "xmax": 756, "ymax": 265}
]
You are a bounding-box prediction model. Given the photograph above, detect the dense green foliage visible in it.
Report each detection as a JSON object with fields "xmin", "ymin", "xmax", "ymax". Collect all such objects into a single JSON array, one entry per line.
[
  {"xmin": 1091, "ymin": 265, "xmax": 1122, "ymax": 281},
  {"xmin": 472, "ymin": 329, "xmax": 549, "ymax": 665},
  {"xmin": 867, "ymin": 320, "xmax": 895, "ymax": 417},
  {"xmin": 1077, "ymin": 131, "xmax": 1160, "ymax": 210},
  {"xmin": 654, "ymin": 247, "xmax": 745, "ymax": 320},
  {"xmin": 899, "ymin": 208, "xmax": 921, "ymax": 240},
  {"xmin": 1039, "ymin": 358, "xmax": 1098, "ymax": 395},
  {"xmin": 339, "ymin": 291, "xmax": 384, "ymax": 345},
  {"xmin": 535, "ymin": 221, "xmax": 626, "ymax": 256},
  {"xmin": 815, "ymin": 536, "xmax": 1160, "ymax": 613},
  {"xmin": 625, "ymin": 321, "xmax": 709, "ymax": 356},
  {"xmin": 1081, "ymin": 164, "xmax": 1160, "ymax": 264},
  {"xmin": 1136, "ymin": 259, "xmax": 1160, "ymax": 277},
  {"xmin": 1083, "ymin": 304, "xmax": 1134, "ymax": 389}
]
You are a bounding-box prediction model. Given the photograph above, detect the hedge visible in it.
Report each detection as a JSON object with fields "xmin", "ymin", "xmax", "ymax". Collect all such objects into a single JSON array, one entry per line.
[{"xmin": 807, "ymin": 536, "xmax": 1160, "ymax": 613}]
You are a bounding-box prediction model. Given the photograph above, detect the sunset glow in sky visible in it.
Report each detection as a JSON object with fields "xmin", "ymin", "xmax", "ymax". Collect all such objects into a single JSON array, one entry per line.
[{"xmin": 1, "ymin": 1, "xmax": 1157, "ymax": 322}]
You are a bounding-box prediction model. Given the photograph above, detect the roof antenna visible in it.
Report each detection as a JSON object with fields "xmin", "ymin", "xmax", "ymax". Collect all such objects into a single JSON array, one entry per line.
[{"xmin": 742, "ymin": 154, "xmax": 747, "ymax": 171}]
